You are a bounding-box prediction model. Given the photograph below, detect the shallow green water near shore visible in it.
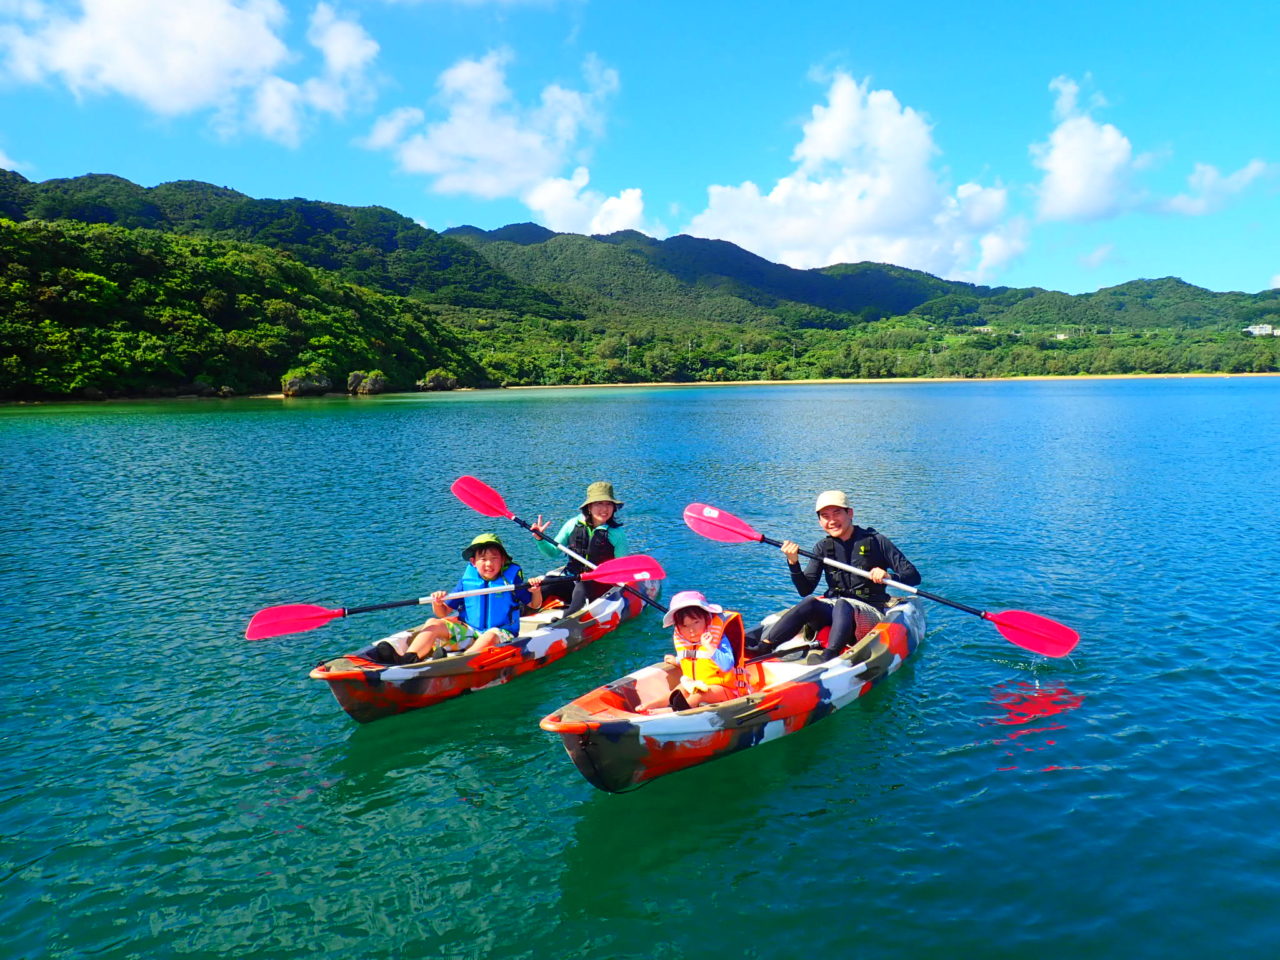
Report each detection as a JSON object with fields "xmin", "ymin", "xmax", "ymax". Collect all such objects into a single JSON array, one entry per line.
[{"xmin": 3, "ymin": 378, "xmax": 1279, "ymax": 958}]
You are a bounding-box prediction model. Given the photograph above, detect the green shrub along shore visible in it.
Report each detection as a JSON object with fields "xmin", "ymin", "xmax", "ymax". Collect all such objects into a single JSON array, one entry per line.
[{"xmin": 2, "ymin": 170, "xmax": 1279, "ymax": 400}]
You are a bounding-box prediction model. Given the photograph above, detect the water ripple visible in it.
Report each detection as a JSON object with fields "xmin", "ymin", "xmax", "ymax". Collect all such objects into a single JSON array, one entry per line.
[{"xmin": 3, "ymin": 379, "xmax": 1279, "ymax": 957}]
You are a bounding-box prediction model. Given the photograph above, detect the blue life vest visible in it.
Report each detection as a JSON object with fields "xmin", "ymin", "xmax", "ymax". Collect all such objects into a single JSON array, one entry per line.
[{"xmin": 454, "ymin": 563, "xmax": 526, "ymax": 634}]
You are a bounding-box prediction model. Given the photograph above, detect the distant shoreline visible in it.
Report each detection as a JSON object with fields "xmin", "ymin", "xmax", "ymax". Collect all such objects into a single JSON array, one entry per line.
[
  {"xmin": 294, "ymin": 369, "xmax": 1280, "ymax": 400},
  {"xmin": 504, "ymin": 371, "xmax": 1280, "ymax": 391},
  {"xmin": 5, "ymin": 370, "xmax": 1278, "ymax": 405}
]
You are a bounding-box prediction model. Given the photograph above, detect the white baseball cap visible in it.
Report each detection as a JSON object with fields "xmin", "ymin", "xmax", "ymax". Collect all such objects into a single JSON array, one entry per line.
[{"xmin": 814, "ymin": 490, "xmax": 850, "ymax": 512}]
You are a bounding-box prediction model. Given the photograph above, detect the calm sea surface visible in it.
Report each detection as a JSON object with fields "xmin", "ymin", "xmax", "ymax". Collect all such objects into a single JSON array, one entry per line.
[{"xmin": 3, "ymin": 377, "xmax": 1279, "ymax": 959}]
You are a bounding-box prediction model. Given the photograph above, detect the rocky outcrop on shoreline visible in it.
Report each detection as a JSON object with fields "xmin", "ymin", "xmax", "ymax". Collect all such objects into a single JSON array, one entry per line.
[
  {"xmin": 281, "ymin": 373, "xmax": 332, "ymax": 397},
  {"xmin": 347, "ymin": 371, "xmax": 388, "ymax": 395}
]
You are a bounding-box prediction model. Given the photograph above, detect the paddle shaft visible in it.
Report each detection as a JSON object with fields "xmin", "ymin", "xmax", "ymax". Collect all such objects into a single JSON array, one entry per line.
[
  {"xmin": 245, "ymin": 550, "xmax": 667, "ymax": 640},
  {"xmin": 513, "ymin": 515, "xmax": 666, "ymax": 613},
  {"xmin": 682, "ymin": 502, "xmax": 1076, "ymax": 657},
  {"xmin": 761, "ymin": 533, "xmax": 988, "ymax": 619},
  {"xmin": 343, "ymin": 576, "xmax": 575, "ymax": 617}
]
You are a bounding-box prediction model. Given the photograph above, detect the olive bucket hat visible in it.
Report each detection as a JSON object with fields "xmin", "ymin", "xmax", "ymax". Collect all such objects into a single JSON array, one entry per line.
[
  {"xmin": 462, "ymin": 532, "xmax": 512, "ymax": 563},
  {"xmin": 579, "ymin": 481, "xmax": 624, "ymax": 510}
]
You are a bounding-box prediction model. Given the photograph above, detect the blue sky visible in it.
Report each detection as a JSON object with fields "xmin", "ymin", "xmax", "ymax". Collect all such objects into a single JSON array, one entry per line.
[{"xmin": 1, "ymin": 0, "xmax": 1276, "ymax": 295}]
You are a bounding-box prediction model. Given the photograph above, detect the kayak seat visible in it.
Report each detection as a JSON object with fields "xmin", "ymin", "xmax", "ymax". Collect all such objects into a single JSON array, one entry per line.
[
  {"xmin": 625, "ymin": 661, "xmax": 684, "ymax": 714},
  {"xmin": 520, "ymin": 599, "xmax": 573, "ymax": 633},
  {"xmin": 845, "ymin": 623, "xmax": 887, "ymax": 667},
  {"xmin": 725, "ymin": 614, "xmax": 762, "ymax": 695},
  {"xmin": 518, "ymin": 589, "xmax": 565, "ymax": 629}
]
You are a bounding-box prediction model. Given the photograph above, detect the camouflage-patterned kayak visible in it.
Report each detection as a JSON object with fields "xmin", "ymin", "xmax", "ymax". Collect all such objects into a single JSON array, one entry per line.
[
  {"xmin": 539, "ymin": 598, "xmax": 926, "ymax": 792},
  {"xmin": 309, "ymin": 580, "xmax": 661, "ymax": 723}
]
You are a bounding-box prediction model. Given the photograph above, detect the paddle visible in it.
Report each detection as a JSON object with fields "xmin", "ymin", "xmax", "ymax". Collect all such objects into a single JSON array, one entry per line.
[
  {"xmin": 245, "ymin": 554, "xmax": 665, "ymax": 640},
  {"xmin": 450, "ymin": 475, "xmax": 667, "ymax": 612},
  {"xmin": 683, "ymin": 502, "xmax": 1079, "ymax": 658}
]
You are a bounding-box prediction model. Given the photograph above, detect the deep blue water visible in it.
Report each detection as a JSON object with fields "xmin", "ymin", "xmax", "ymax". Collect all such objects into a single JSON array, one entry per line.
[{"xmin": 2, "ymin": 377, "xmax": 1279, "ymax": 958}]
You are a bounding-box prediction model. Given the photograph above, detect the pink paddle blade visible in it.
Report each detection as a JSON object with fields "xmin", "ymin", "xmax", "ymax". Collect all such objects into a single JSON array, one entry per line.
[
  {"xmin": 584, "ymin": 554, "xmax": 667, "ymax": 583},
  {"xmin": 985, "ymin": 609, "xmax": 1080, "ymax": 658},
  {"xmin": 451, "ymin": 476, "xmax": 514, "ymax": 519},
  {"xmin": 246, "ymin": 603, "xmax": 344, "ymax": 640},
  {"xmin": 682, "ymin": 503, "xmax": 764, "ymax": 544}
]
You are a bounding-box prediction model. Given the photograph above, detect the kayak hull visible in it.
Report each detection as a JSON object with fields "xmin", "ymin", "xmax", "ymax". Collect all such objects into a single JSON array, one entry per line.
[
  {"xmin": 309, "ymin": 581, "xmax": 660, "ymax": 723},
  {"xmin": 539, "ymin": 598, "xmax": 925, "ymax": 792}
]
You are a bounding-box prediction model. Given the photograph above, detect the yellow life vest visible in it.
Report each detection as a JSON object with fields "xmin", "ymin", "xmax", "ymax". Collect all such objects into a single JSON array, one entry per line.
[{"xmin": 673, "ymin": 612, "xmax": 749, "ymax": 694}]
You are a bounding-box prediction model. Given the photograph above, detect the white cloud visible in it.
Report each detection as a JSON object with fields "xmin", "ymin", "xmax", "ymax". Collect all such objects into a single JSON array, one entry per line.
[
  {"xmin": 299, "ymin": 2, "xmax": 378, "ymax": 115},
  {"xmin": 682, "ymin": 71, "xmax": 1021, "ymax": 282},
  {"xmin": 972, "ymin": 216, "xmax": 1030, "ymax": 279},
  {"xmin": 364, "ymin": 48, "xmax": 645, "ymax": 232},
  {"xmin": 1079, "ymin": 244, "xmax": 1114, "ymax": 270},
  {"xmin": 1048, "ymin": 74, "xmax": 1108, "ymax": 123},
  {"xmin": 523, "ymin": 165, "xmax": 650, "ymax": 234},
  {"xmin": 249, "ymin": 74, "xmax": 304, "ymax": 145},
  {"xmin": 1163, "ymin": 159, "xmax": 1274, "ymax": 215},
  {"xmin": 241, "ymin": 3, "xmax": 379, "ymax": 145},
  {"xmin": 0, "ymin": 1, "xmax": 45, "ymax": 18},
  {"xmin": 360, "ymin": 105, "xmax": 424, "ymax": 150},
  {"xmin": 1031, "ymin": 74, "xmax": 1272, "ymax": 227},
  {"xmin": 1049, "ymin": 74, "xmax": 1079, "ymax": 120},
  {"xmin": 1032, "ymin": 75, "xmax": 1137, "ymax": 222},
  {"xmin": 386, "ymin": 49, "xmax": 565, "ymax": 198},
  {"xmin": 308, "ymin": 3, "xmax": 376, "ymax": 78},
  {"xmin": 0, "ymin": 0, "xmax": 291, "ymax": 114},
  {"xmin": 953, "ymin": 182, "xmax": 1006, "ymax": 230},
  {"xmin": 0, "ymin": 139, "xmax": 28, "ymax": 170},
  {"xmin": 0, "ymin": 0, "xmax": 378, "ymax": 145},
  {"xmin": 1271, "ymin": 274, "xmax": 1280, "ymax": 291},
  {"xmin": 380, "ymin": 0, "xmax": 549, "ymax": 4}
]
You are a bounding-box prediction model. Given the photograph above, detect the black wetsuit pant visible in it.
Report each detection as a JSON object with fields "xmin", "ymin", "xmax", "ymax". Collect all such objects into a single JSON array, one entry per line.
[{"xmin": 764, "ymin": 596, "xmax": 883, "ymax": 655}]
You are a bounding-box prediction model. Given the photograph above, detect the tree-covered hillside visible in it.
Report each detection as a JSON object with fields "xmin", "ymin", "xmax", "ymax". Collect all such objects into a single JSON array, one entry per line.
[
  {"xmin": 2, "ymin": 168, "xmax": 1279, "ymax": 400},
  {"xmin": 449, "ymin": 222, "xmax": 1279, "ymax": 334},
  {"xmin": 1, "ymin": 171, "xmax": 567, "ymax": 315},
  {"xmin": 0, "ymin": 218, "xmax": 488, "ymax": 398},
  {"xmin": 446, "ymin": 224, "xmax": 976, "ymax": 326}
]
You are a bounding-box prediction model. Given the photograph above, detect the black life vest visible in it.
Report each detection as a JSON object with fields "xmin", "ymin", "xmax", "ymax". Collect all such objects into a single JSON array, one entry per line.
[
  {"xmin": 564, "ymin": 520, "xmax": 618, "ymax": 574},
  {"xmin": 818, "ymin": 528, "xmax": 890, "ymax": 606}
]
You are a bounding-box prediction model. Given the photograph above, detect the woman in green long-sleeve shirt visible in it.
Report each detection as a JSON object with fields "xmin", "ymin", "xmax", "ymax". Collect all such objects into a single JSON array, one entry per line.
[{"xmin": 530, "ymin": 481, "xmax": 629, "ymax": 614}]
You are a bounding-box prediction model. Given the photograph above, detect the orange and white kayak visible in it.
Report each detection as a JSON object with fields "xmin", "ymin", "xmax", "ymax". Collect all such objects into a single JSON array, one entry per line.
[
  {"xmin": 539, "ymin": 599, "xmax": 926, "ymax": 792},
  {"xmin": 310, "ymin": 580, "xmax": 660, "ymax": 723}
]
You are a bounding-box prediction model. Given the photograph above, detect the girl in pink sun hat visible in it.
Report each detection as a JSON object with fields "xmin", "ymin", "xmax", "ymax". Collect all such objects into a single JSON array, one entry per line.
[{"xmin": 660, "ymin": 590, "xmax": 750, "ymax": 710}]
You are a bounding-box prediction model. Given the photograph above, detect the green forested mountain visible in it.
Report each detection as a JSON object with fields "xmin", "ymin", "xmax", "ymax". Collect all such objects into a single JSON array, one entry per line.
[
  {"xmin": 446, "ymin": 224, "xmax": 972, "ymax": 325},
  {"xmin": 2, "ymin": 169, "xmax": 1279, "ymax": 400},
  {"xmin": 441, "ymin": 222, "xmax": 1280, "ymax": 381},
  {"xmin": 449, "ymin": 222, "xmax": 1278, "ymax": 332},
  {"xmin": 0, "ymin": 217, "xmax": 487, "ymax": 398},
  {"xmin": 1, "ymin": 171, "xmax": 566, "ymax": 314}
]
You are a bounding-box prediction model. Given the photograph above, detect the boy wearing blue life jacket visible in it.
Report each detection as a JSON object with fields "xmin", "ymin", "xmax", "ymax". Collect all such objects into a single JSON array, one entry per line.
[{"xmin": 404, "ymin": 533, "xmax": 542, "ymax": 661}]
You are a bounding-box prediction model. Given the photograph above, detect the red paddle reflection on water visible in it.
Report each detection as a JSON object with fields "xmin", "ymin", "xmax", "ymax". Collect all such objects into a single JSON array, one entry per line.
[{"xmin": 989, "ymin": 681, "xmax": 1084, "ymax": 772}]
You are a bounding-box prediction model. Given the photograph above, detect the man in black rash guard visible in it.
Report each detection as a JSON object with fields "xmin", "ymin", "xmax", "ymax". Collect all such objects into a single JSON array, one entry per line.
[{"xmin": 754, "ymin": 490, "xmax": 921, "ymax": 662}]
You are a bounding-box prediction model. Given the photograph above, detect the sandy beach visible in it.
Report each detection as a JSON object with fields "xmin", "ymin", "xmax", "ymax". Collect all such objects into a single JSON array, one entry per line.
[
  {"xmin": 7, "ymin": 370, "xmax": 1277, "ymax": 406},
  {"xmin": 502, "ymin": 370, "xmax": 1280, "ymax": 391}
]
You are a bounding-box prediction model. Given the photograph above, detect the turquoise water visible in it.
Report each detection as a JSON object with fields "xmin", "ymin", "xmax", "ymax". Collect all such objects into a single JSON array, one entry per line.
[{"xmin": 3, "ymin": 377, "xmax": 1279, "ymax": 958}]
